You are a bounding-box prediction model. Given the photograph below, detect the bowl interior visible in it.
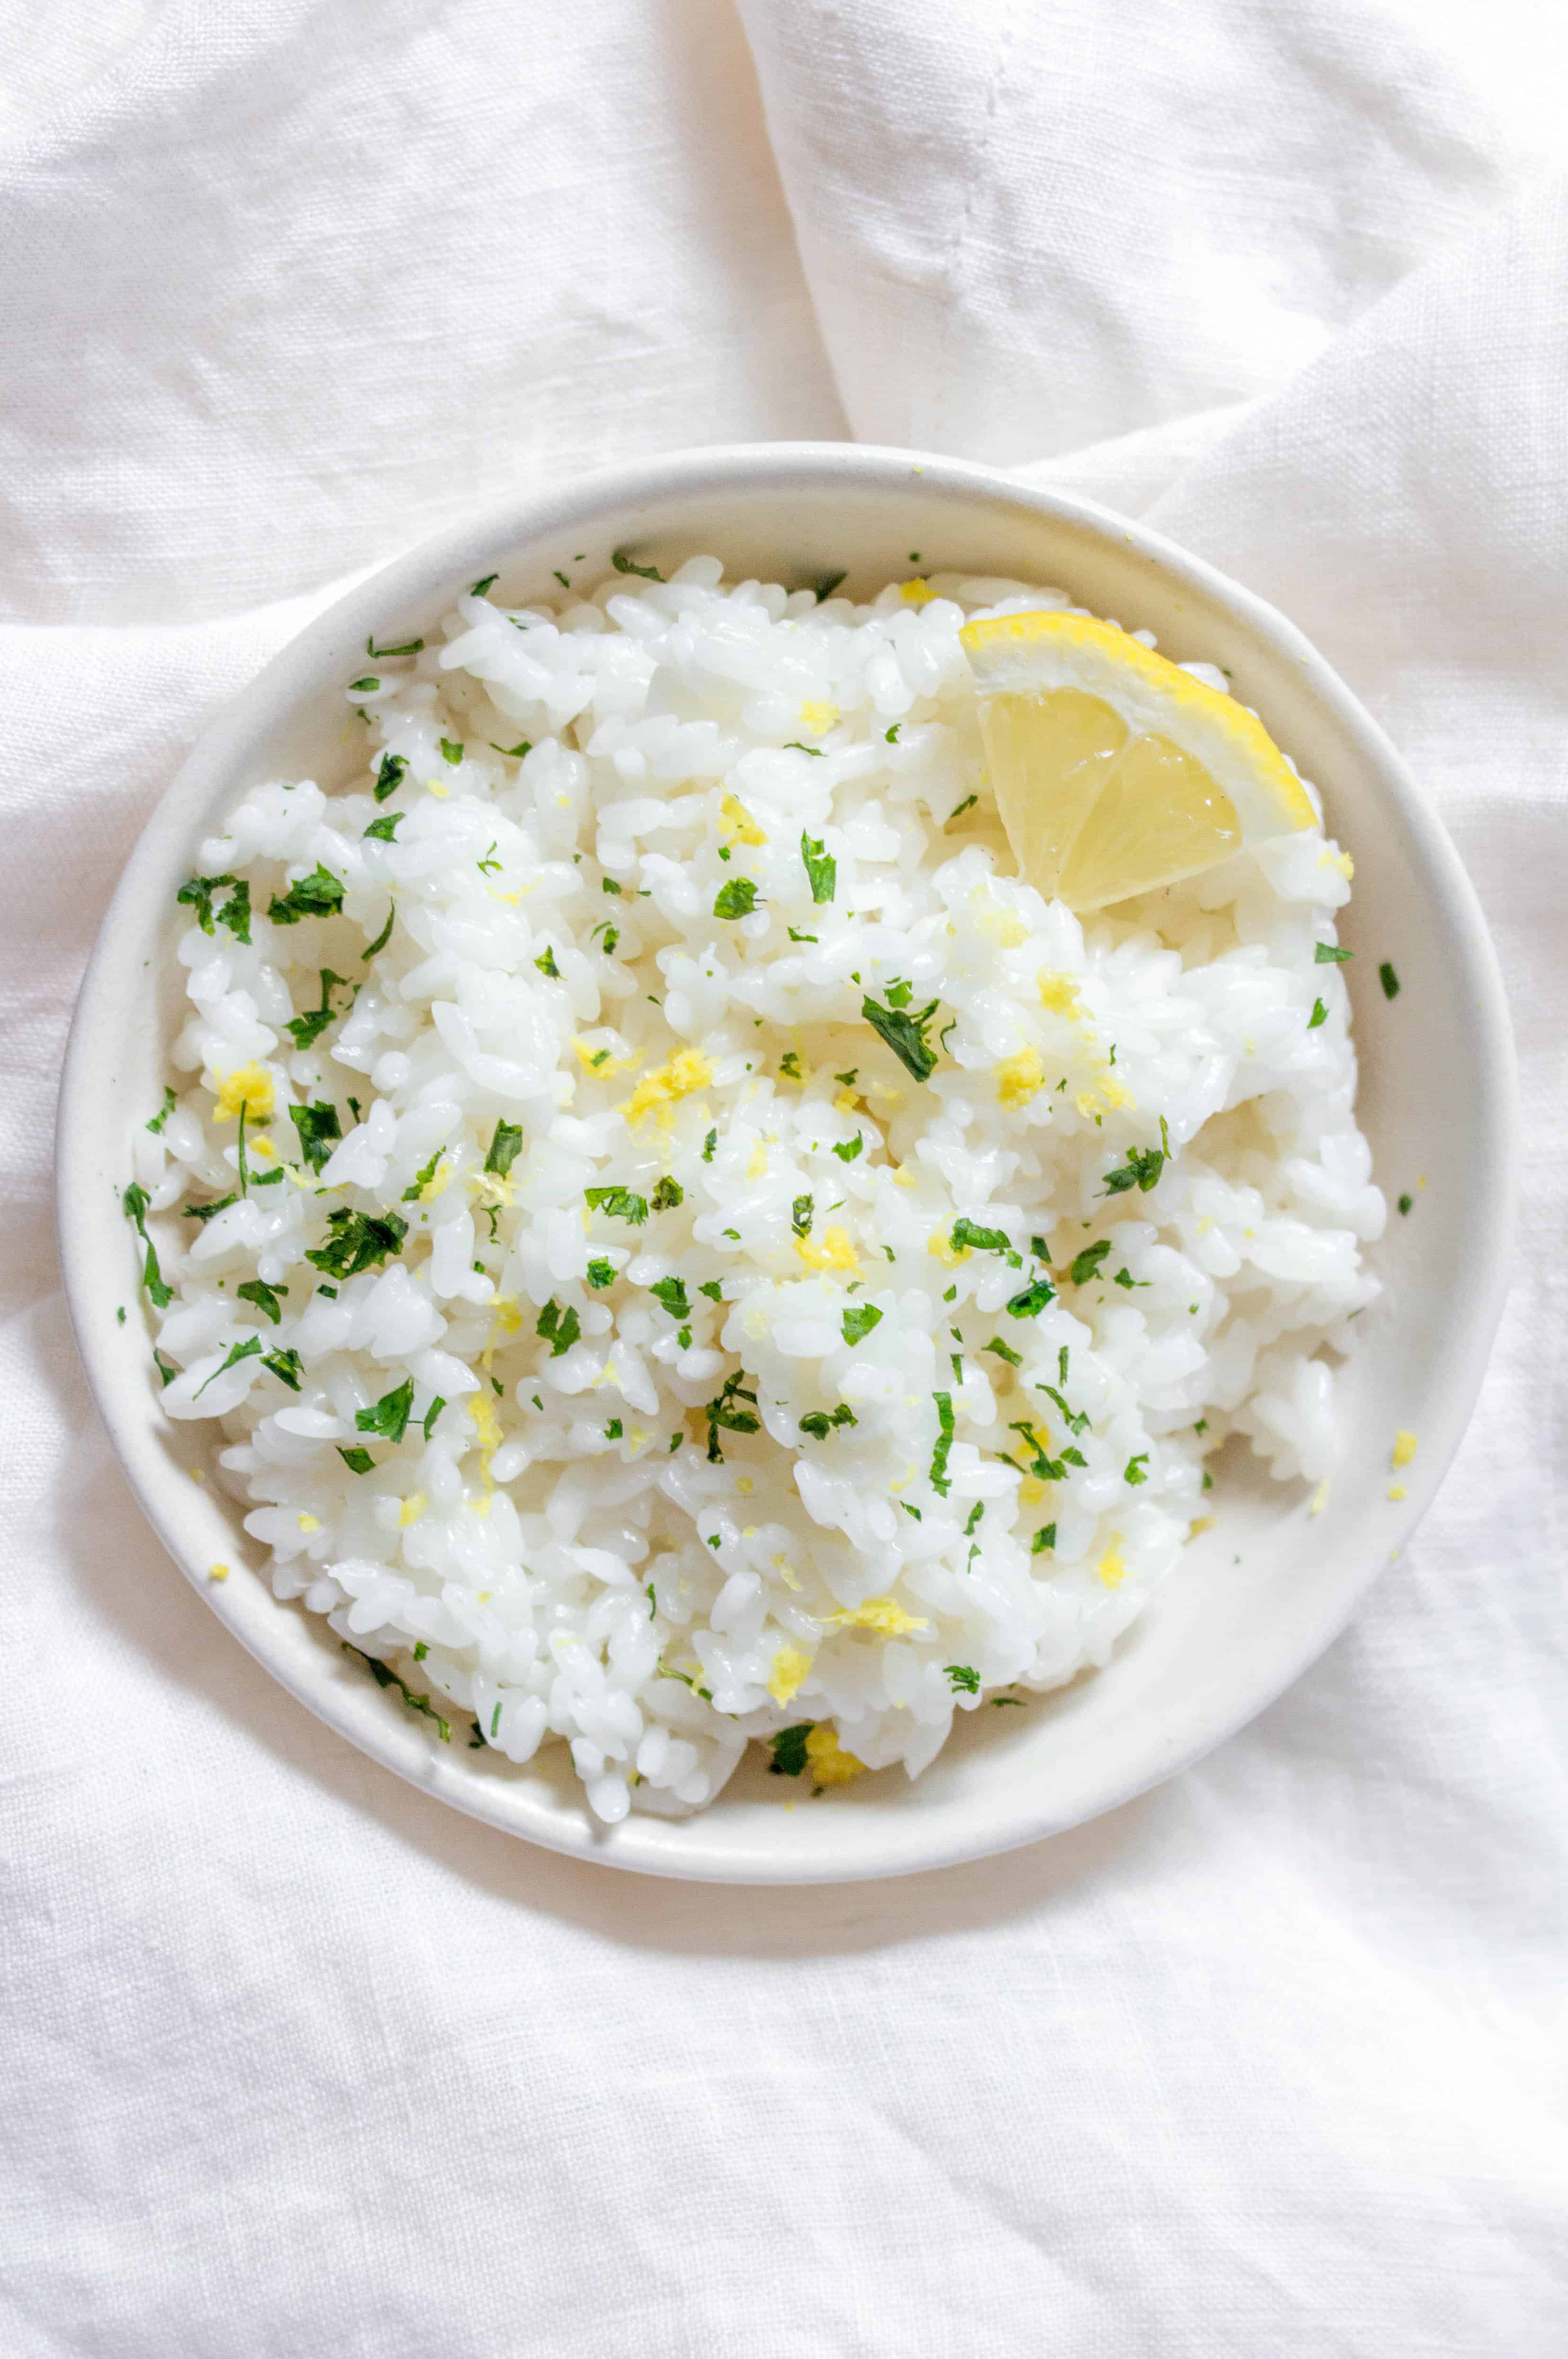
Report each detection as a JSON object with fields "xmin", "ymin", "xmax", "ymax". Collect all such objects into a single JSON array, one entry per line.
[{"xmin": 57, "ymin": 446, "xmax": 1515, "ymax": 1883}]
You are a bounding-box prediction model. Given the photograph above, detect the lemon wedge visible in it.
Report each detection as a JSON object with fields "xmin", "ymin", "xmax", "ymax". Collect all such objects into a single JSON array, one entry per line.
[{"xmin": 960, "ymin": 611, "xmax": 1317, "ymax": 910}]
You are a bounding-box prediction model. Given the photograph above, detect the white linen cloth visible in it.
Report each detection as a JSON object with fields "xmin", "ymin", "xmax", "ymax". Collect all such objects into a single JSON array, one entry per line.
[{"xmin": 2, "ymin": 4, "xmax": 1564, "ymax": 2349}]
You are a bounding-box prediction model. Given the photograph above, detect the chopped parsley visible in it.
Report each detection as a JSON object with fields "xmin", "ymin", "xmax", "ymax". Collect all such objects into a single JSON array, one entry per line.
[
  {"xmin": 366, "ymin": 634, "xmax": 423, "ymax": 659},
  {"xmin": 713, "ymin": 876, "xmax": 759, "ymax": 919},
  {"xmin": 585, "ymin": 1185, "xmax": 648, "ymax": 1225},
  {"xmin": 153, "ymin": 1349, "xmax": 178, "ymax": 1387},
  {"xmin": 422, "ymin": 1397, "xmax": 446, "ymax": 1440},
  {"xmin": 768, "ymin": 1724, "xmax": 814, "ymax": 1777},
  {"xmin": 884, "ymin": 978, "xmax": 914, "ymax": 1009},
  {"xmin": 945, "ymin": 1664, "xmax": 980, "ymax": 1694},
  {"xmin": 792, "ymin": 1193, "xmax": 814, "ymax": 1237},
  {"xmin": 1308, "ymin": 997, "xmax": 1329, "ymax": 1029},
  {"xmin": 536, "ymin": 1300, "xmax": 581, "ymax": 1358},
  {"xmin": 1314, "ymin": 942, "xmax": 1353, "ymax": 964},
  {"xmin": 1006, "ymin": 1274, "xmax": 1055, "ymax": 1319},
  {"xmin": 651, "ymin": 1176, "xmax": 683, "ymax": 1211},
  {"xmin": 611, "ymin": 549, "xmax": 664, "ymax": 582},
  {"xmin": 484, "ymin": 1119, "xmax": 523, "ymax": 1178},
  {"xmin": 1398, "ymin": 1193, "xmax": 1413, "ymax": 1216},
  {"xmin": 285, "ymin": 968, "xmax": 352, "ymax": 1050},
  {"xmin": 261, "ymin": 1348, "xmax": 303, "ymax": 1390},
  {"xmin": 305, "ymin": 1206, "xmax": 408, "ymax": 1279},
  {"xmin": 193, "ymin": 1335, "xmax": 263, "ymax": 1398},
  {"xmin": 842, "ymin": 1304, "xmax": 883, "ymax": 1347},
  {"xmin": 363, "ymin": 811, "xmax": 402, "ymax": 842},
  {"xmin": 699, "ymin": 1280, "xmax": 724, "ymax": 1303},
  {"xmin": 492, "ymin": 739, "xmax": 532, "ymax": 758},
  {"xmin": 783, "ymin": 741, "xmax": 824, "ymax": 756},
  {"xmin": 176, "ymin": 873, "xmax": 250, "ymax": 943},
  {"xmin": 355, "ymin": 1378, "xmax": 414, "ymax": 1444},
  {"xmin": 1039, "ymin": 1384, "xmax": 1088, "ymax": 1437},
  {"xmin": 1068, "ymin": 1239, "xmax": 1111, "ymax": 1285},
  {"xmin": 1112, "ymin": 1267, "xmax": 1149, "ymax": 1291},
  {"xmin": 604, "ymin": 1418, "xmax": 623, "ymax": 1441},
  {"xmin": 373, "ymin": 753, "xmax": 407, "ymax": 802},
  {"xmin": 812, "ymin": 570, "xmax": 847, "ymax": 602},
  {"xmin": 182, "ymin": 1195, "xmax": 238, "ymax": 1224},
  {"xmin": 586, "ymin": 1259, "xmax": 617, "ymax": 1289},
  {"xmin": 470, "ymin": 574, "xmax": 497, "ymax": 596},
  {"xmin": 799, "ymin": 830, "xmax": 836, "ymax": 904},
  {"xmin": 437, "ymin": 737, "xmax": 464, "ymax": 766},
  {"xmin": 122, "ymin": 1182, "xmax": 173, "ymax": 1308},
  {"xmin": 798, "ymin": 1404, "xmax": 857, "ymax": 1441},
  {"xmin": 947, "ymin": 794, "xmax": 978, "ymax": 823},
  {"xmin": 950, "ymin": 1216, "xmax": 1009, "ymax": 1254},
  {"xmin": 787, "ymin": 926, "xmax": 818, "ymax": 944},
  {"xmin": 342, "ymin": 1642, "xmax": 451, "ymax": 1741},
  {"xmin": 289, "ymin": 1100, "xmax": 341, "ymax": 1175},
  {"xmin": 1379, "ymin": 961, "xmax": 1400, "ymax": 1000},
  {"xmin": 929, "ymin": 1390, "xmax": 955, "ymax": 1495},
  {"xmin": 1102, "ymin": 1128, "xmax": 1168, "ymax": 1196},
  {"xmin": 862, "ymin": 993, "xmax": 940, "ymax": 1082},
  {"xmin": 701, "ymin": 1127, "xmax": 718, "ymax": 1163},
  {"xmin": 780, "ymin": 1051, "xmax": 804, "ymax": 1080},
  {"xmin": 534, "ymin": 944, "xmax": 560, "ymax": 978},
  {"xmin": 266, "ymin": 863, "xmax": 345, "ymax": 926},
  {"xmin": 146, "ymin": 1086, "xmax": 177, "ymax": 1135},
  {"xmin": 237, "ymin": 1278, "xmax": 287, "ymax": 1324},
  {"xmin": 361, "ymin": 904, "xmax": 395, "ymax": 960},
  {"xmin": 1031, "ymin": 1526, "xmax": 1056, "ymax": 1554},
  {"xmin": 885, "ymin": 723, "xmax": 901, "ymax": 743},
  {"xmin": 983, "ymin": 1335, "xmax": 1022, "ymax": 1367},
  {"xmin": 1124, "ymin": 1454, "xmax": 1149, "ymax": 1485},
  {"xmin": 650, "ymin": 1276, "xmax": 691, "ymax": 1321},
  {"xmin": 704, "ymin": 1369, "xmax": 760, "ymax": 1462},
  {"xmin": 831, "ymin": 1133, "xmax": 863, "ymax": 1163}
]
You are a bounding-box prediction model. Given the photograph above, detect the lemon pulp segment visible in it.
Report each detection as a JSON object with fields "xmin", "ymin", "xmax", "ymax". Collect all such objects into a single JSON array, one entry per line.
[{"xmin": 960, "ymin": 611, "xmax": 1315, "ymax": 911}]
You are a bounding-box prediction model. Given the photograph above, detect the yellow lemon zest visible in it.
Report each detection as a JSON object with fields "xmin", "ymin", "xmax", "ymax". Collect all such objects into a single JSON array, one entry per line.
[
  {"xmin": 1320, "ymin": 847, "xmax": 1355, "ymax": 878},
  {"xmin": 899, "ymin": 578, "xmax": 936, "ymax": 607},
  {"xmin": 1097, "ymin": 1539, "xmax": 1128, "ymax": 1589},
  {"xmin": 622, "ymin": 1047, "xmax": 715, "ymax": 1127},
  {"xmin": 1391, "ymin": 1429, "xmax": 1419, "ymax": 1470},
  {"xmin": 889, "ymin": 1165, "xmax": 916, "ymax": 1190},
  {"xmin": 214, "ymin": 1062, "xmax": 274, "ymax": 1122},
  {"xmin": 996, "ymin": 1048, "xmax": 1045, "ymax": 1109},
  {"xmin": 297, "ymin": 1513, "xmax": 320, "ymax": 1534},
  {"xmin": 467, "ymin": 1392, "xmax": 502, "ymax": 1458},
  {"xmin": 426, "ymin": 778, "xmax": 450, "ymax": 799},
  {"xmin": 248, "ymin": 1135, "xmax": 277, "ymax": 1162},
  {"xmin": 1038, "ymin": 970, "xmax": 1087, "ymax": 1020},
  {"xmin": 573, "ymin": 1037, "xmax": 642, "ymax": 1079},
  {"xmin": 470, "ymin": 1168, "xmax": 515, "ymax": 1208},
  {"xmin": 735, "ymin": 1476, "xmax": 754, "ymax": 1496},
  {"xmin": 975, "ymin": 898, "xmax": 1028, "ymax": 949},
  {"xmin": 833, "ymin": 1089, "xmax": 859, "ymax": 1114},
  {"xmin": 1098, "ymin": 1073, "xmax": 1135, "ymax": 1111},
  {"xmin": 1075, "ymin": 1089, "xmax": 1104, "ymax": 1120},
  {"xmin": 1310, "ymin": 1478, "xmax": 1331, "ymax": 1516},
  {"xmin": 746, "ymin": 1141, "xmax": 769, "ymax": 1180},
  {"xmin": 824, "ymin": 1594, "xmax": 930, "ymax": 1637},
  {"xmin": 928, "ymin": 1230, "xmax": 969, "ymax": 1266},
  {"xmin": 719, "ymin": 792, "xmax": 766, "ymax": 847},
  {"xmin": 1187, "ymin": 1516, "xmax": 1215, "ymax": 1540},
  {"xmin": 795, "ymin": 1227, "xmax": 859, "ymax": 1273},
  {"xmin": 798, "ymin": 699, "xmax": 840, "ymax": 735},
  {"xmin": 208, "ymin": 1562, "xmax": 230, "ymax": 1582},
  {"xmin": 1019, "ymin": 1474, "xmax": 1049, "ymax": 1507},
  {"xmin": 398, "ymin": 1493, "xmax": 427, "ymax": 1528},
  {"xmin": 414, "ymin": 1156, "xmax": 454, "ymax": 1203},
  {"xmin": 767, "ymin": 1647, "xmax": 814, "ymax": 1706},
  {"xmin": 1387, "ymin": 1484, "xmax": 1408, "ymax": 1502},
  {"xmin": 804, "ymin": 1724, "xmax": 867, "ymax": 1784},
  {"xmin": 772, "ymin": 1558, "xmax": 803, "ymax": 1593},
  {"xmin": 480, "ymin": 1295, "xmax": 524, "ymax": 1372}
]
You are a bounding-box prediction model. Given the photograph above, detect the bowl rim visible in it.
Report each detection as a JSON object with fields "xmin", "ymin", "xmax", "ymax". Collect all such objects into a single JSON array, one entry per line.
[{"xmin": 56, "ymin": 439, "xmax": 1519, "ymax": 1884}]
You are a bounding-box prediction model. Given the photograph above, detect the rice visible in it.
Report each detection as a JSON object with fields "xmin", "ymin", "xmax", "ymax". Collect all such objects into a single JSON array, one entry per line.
[{"xmin": 126, "ymin": 555, "xmax": 1384, "ymax": 1823}]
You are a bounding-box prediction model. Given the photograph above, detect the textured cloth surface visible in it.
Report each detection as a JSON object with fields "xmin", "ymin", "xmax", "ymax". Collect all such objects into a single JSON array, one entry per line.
[{"xmin": 2, "ymin": 5, "xmax": 1565, "ymax": 2353}]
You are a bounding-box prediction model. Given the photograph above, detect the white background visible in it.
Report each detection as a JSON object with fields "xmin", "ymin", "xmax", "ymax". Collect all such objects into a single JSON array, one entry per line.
[{"xmin": 1, "ymin": 4, "xmax": 1564, "ymax": 2350}]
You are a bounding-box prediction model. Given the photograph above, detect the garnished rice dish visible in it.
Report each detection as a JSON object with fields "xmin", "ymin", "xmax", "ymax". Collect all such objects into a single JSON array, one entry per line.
[{"xmin": 124, "ymin": 555, "xmax": 1384, "ymax": 1822}]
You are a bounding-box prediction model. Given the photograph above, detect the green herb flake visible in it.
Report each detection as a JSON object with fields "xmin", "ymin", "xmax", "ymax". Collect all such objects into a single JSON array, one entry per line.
[
  {"xmin": 373, "ymin": 753, "xmax": 407, "ymax": 803},
  {"xmin": 266, "ymin": 863, "xmax": 346, "ymax": 927},
  {"xmin": 535, "ymin": 1300, "xmax": 581, "ymax": 1358},
  {"xmin": 193, "ymin": 1335, "xmax": 263, "ymax": 1398},
  {"xmin": 261, "ymin": 1347, "xmax": 303, "ymax": 1391},
  {"xmin": 361, "ymin": 904, "xmax": 395, "ymax": 961},
  {"xmin": 947, "ymin": 794, "xmax": 978, "ymax": 823},
  {"xmin": 885, "ymin": 724, "xmax": 901, "ymax": 744},
  {"xmin": 122, "ymin": 1181, "xmax": 174, "ymax": 1309},
  {"xmin": 289, "ymin": 1101, "xmax": 342, "ymax": 1175},
  {"xmin": 604, "ymin": 1418, "xmax": 623, "ymax": 1441},
  {"xmin": 1124, "ymin": 1453, "xmax": 1149, "ymax": 1486},
  {"xmin": 305, "ymin": 1206, "xmax": 408, "ymax": 1280},
  {"xmin": 533, "ymin": 944, "xmax": 560, "ymax": 979},
  {"xmin": 651, "ymin": 1176, "xmax": 683, "ymax": 1211},
  {"xmin": 799, "ymin": 831, "xmax": 836, "ymax": 905},
  {"xmin": 792, "ymin": 1193, "xmax": 814, "ymax": 1237},
  {"xmin": 1379, "ymin": 961, "xmax": 1400, "ymax": 1000},
  {"xmin": 768, "ymin": 1723, "xmax": 814, "ymax": 1777},
  {"xmin": 1006, "ymin": 1275, "xmax": 1055, "ymax": 1319},
  {"xmin": 585, "ymin": 1184, "xmax": 648, "ymax": 1226},
  {"xmin": 1068, "ymin": 1239, "xmax": 1112, "ymax": 1286},
  {"xmin": 470, "ymin": 573, "xmax": 497, "ymax": 596},
  {"xmin": 862, "ymin": 993, "xmax": 940, "ymax": 1082},
  {"xmin": 1398, "ymin": 1193, "xmax": 1413, "ymax": 1216},
  {"xmin": 831, "ymin": 1133, "xmax": 864, "ymax": 1164},
  {"xmin": 355, "ymin": 1377, "xmax": 415, "ymax": 1444},
  {"xmin": 146, "ymin": 1086, "xmax": 178, "ymax": 1135},
  {"xmin": 783, "ymin": 741, "xmax": 824, "ymax": 757},
  {"xmin": 929, "ymin": 1389, "xmax": 956, "ymax": 1495},
  {"xmin": 1308, "ymin": 997, "xmax": 1329, "ymax": 1029},
  {"xmin": 787, "ymin": 926, "xmax": 818, "ymax": 944},
  {"xmin": 945, "ymin": 1664, "xmax": 979, "ymax": 1694},
  {"xmin": 1315, "ymin": 942, "xmax": 1353, "ymax": 965},
  {"xmin": 285, "ymin": 969, "xmax": 352, "ymax": 1051},
  {"xmin": 587, "ymin": 1259, "xmax": 616, "ymax": 1289},
  {"xmin": 842, "ymin": 1304, "xmax": 883, "ymax": 1347},
  {"xmin": 484, "ymin": 1121, "xmax": 523, "ymax": 1178},
  {"xmin": 237, "ymin": 1278, "xmax": 287, "ymax": 1325},
  {"xmin": 611, "ymin": 549, "xmax": 664, "ymax": 582},
  {"xmin": 951, "ymin": 1217, "xmax": 1010, "ymax": 1255},
  {"xmin": 418, "ymin": 1396, "xmax": 444, "ymax": 1441},
  {"xmin": 341, "ymin": 1641, "xmax": 450, "ymax": 1740},
  {"xmin": 1102, "ymin": 1140, "xmax": 1165, "ymax": 1196},
  {"xmin": 182, "ymin": 1194, "xmax": 238, "ymax": 1225},
  {"xmin": 364, "ymin": 812, "xmax": 404, "ymax": 845},
  {"xmin": 492, "ymin": 739, "xmax": 532, "ymax": 758},
  {"xmin": 1031, "ymin": 1524, "xmax": 1057, "ymax": 1555},
  {"xmin": 983, "ymin": 1335, "xmax": 1023, "ymax": 1367},
  {"xmin": 704, "ymin": 1369, "xmax": 761, "ymax": 1462},
  {"xmin": 650, "ymin": 1276, "xmax": 691, "ymax": 1321},
  {"xmin": 713, "ymin": 876, "xmax": 760, "ymax": 920},
  {"xmin": 153, "ymin": 1348, "xmax": 178, "ymax": 1387}
]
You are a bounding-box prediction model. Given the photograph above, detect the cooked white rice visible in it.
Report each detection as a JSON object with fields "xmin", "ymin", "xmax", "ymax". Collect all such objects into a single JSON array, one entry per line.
[{"xmin": 127, "ymin": 555, "xmax": 1383, "ymax": 1822}]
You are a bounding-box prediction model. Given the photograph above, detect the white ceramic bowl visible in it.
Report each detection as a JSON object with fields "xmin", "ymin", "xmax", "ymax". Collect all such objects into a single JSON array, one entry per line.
[{"xmin": 57, "ymin": 444, "xmax": 1516, "ymax": 1884}]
